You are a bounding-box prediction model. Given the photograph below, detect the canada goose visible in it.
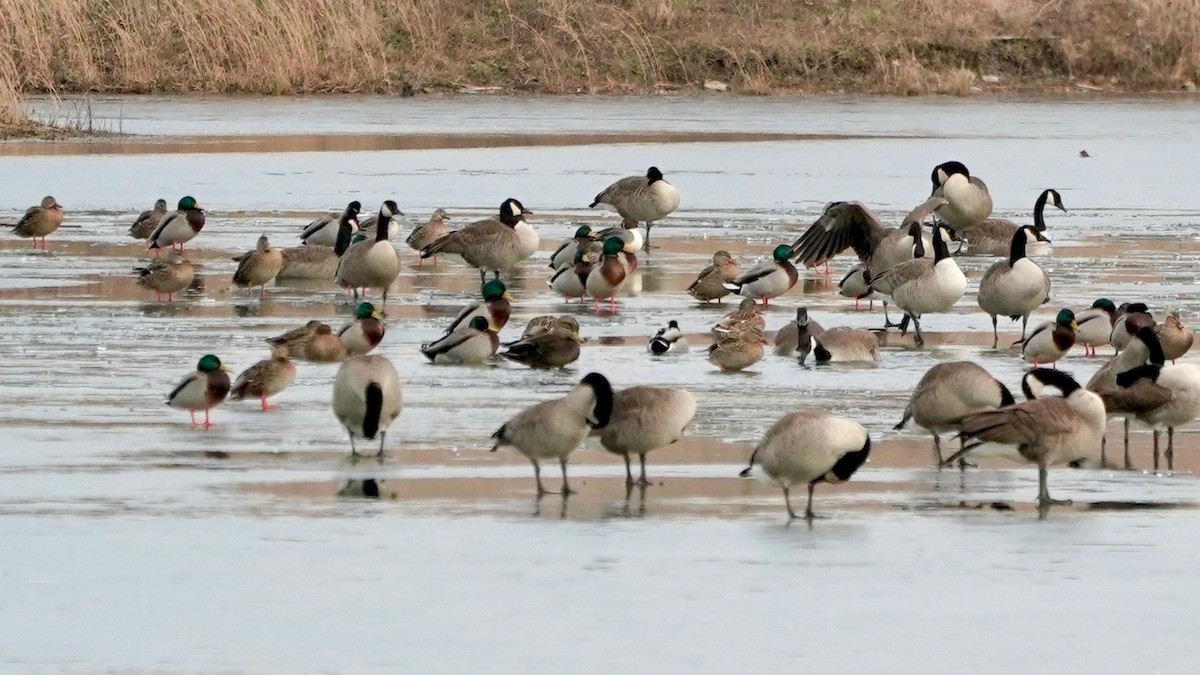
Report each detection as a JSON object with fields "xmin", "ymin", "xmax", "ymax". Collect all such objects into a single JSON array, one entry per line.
[
  {"xmin": 895, "ymin": 361, "xmax": 1016, "ymax": 465},
  {"xmin": 277, "ymin": 245, "xmax": 341, "ymax": 280},
  {"xmin": 406, "ymin": 208, "xmax": 452, "ymax": 264},
  {"xmin": 648, "ymin": 320, "xmax": 689, "ymax": 355},
  {"xmin": 1075, "ymin": 298, "xmax": 1118, "ymax": 356},
  {"xmin": 1018, "ymin": 308, "xmax": 1077, "ymax": 366},
  {"xmin": 837, "ymin": 264, "xmax": 874, "ymax": 311},
  {"xmin": 267, "ymin": 320, "xmax": 324, "ymax": 359},
  {"xmin": 166, "ymin": 354, "xmax": 230, "ymax": 428},
  {"xmin": 548, "ymin": 249, "xmax": 593, "ymax": 302},
  {"xmin": 332, "ymin": 354, "xmax": 404, "ymax": 456},
  {"xmin": 1087, "ymin": 327, "xmax": 1156, "ymax": 468},
  {"xmin": 723, "ymin": 244, "xmax": 798, "ymax": 307},
  {"xmin": 300, "ymin": 201, "xmax": 361, "ymax": 247},
  {"xmin": 802, "ymin": 327, "xmax": 880, "ymax": 365},
  {"xmin": 598, "ymin": 386, "xmax": 696, "ymax": 486},
  {"xmin": 335, "ymin": 200, "xmax": 402, "ymax": 305},
  {"xmin": 421, "ymin": 316, "xmax": 498, "ymax": 364},
  {"xmin": 338, "ymin": 301, "xmax": 385, "ymax": 356},
  {"xmin": 500, "ymin": 317, "xmax": 582, "ymax": 369},
  {"xmin": 491, "ymin": 372, "xmax": 614, "ymax": 495},
  {"xmin": 549, "ymin": 225, "xmax": 596, "ymax": 269},
  {"xmin": 948, "ymin": 368, "xmax": 1106, "ymax": 511},
  {"xmin": 303, "ymin": 324, "xmax": 348, "ymax": 363},
  {"xmin": 742, "ymin": 410, "xmax": 872, "ymax": 520},
  {"xmin": 966, "ymin": 189, "xmax": 1065, "ymax": 254},
  {"xmin": 788, "ymin": 197, "xmax": 948, "ymax": 276},
  {"xmin": 977, "ymin": 225, "xmax": 1053, "ymax": 347},
  {"xmin": 1155, "ymin": 312, "xmax": 1194, "ymax": 363},
  {"xmin": 868, "ymin": 222, "xmax": 966, "ymax": 346},
  {"xmin": 444, "ymin": 279, "xmax": 512, "ymax": 334},
  {"xmin": 930, "ymin": 161, "xmax": 993, "ymax": 232},
  {"xmin": 589, "ymin": 166, "xmax": 680, "ymax": 250},
  {"xmin": 1099, "ymin": 328, "xmax": 1200, "ymax": 471},
  {"xmin": 420, "ymin": 198, "xmax": 537, "ymax": 282},
  {"xmin": 232, "ymin": 235, "xmax": 284, "ymax": 297},
  {"xmin": 128, "ymin": 199, "xmax": 168, "ymax": 240},
  {"xmin": 7, "ymin": 195, "xmax": 64, "ymax": 249},
  {"xmin": 687, "ymin": 250, "xmax": 740, "ymax": 303},
  {"xmin": 586, "ymin": 237, "xmax": 630, "ymax": 312},
  {"xmin": 707, "ymin": 323, "xmax": 766, "ymax": 372},
  {"xmin": 714, "ymin": 298, "xmax": 766, "ymax": 336},
  {"xmin": 1110, "ymin": 303, "xmax": 1155, "ymax": 352},
  {"xmin": 773, "ymin": 307, "xmax": 826, "ymax": 357},
  {"xmin": 357, "ymin": 205, "xmax": 404, "ymax": 241},
  {"xmin": 230, "ymin": 348, "xmax": 297, "ymax": 411},
  {"xmin": 147, "ymin": 196, "xmax": 205, "ymax": 252},
  {"xmin": 134, "ymin": 250, "xmax": 194, "ymax": 301}
]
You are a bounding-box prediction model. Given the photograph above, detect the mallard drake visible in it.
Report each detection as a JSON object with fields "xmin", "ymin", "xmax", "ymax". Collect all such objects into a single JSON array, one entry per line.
[
  {"xmin": 549, "ymin": 225, "xmax": 596, "ymax": 269},
  {"xmin": 266, "ymin": 320, "xmax": 324, "ymax": 359},
  {"xmin": 444, "ymin": 279, "xmax": 512, "ymax": 334},
  {"xmin": 421, "ymin": 198, "xmax": 537, "ymax": 282},
  {"xmin": 491, "ymin": 372, "xmax": 614, "ymax": 495},
  {"xmin": 586, "ymin": 237, "xmax": 629, "ymax": 312},
  {"xmin": 406, "ymin": 208, "xmax": 452, "ymax": 264},
  {"xmin": 1018, "ymin": 309, "xmax": 1077, "ymax": 366},
  {"xmin": 128, "ymin": 199, "xmax": 168, "ymax": 240},
  {"xmin": 648, "ymin": 320, "xmax": 689, "ymax": 355},
  {"xmin": 166, "ymin": 354, "xmax": 231, "ymax": 428},
  {"xmin": 740, "ymin": 410, "xmax": 871, "ymax": 520},
  {"xmin": 232, "ymin": 235, "xmax": 284, "ymax": 297},
  {"xmin": 598, "ymin": 386, "xmax": 696, "ymax": 486},
  {"xmin": 967, "ymin": 189, "xmax": 1065, "ymax": 254},
  {"xmin": 977, "ymin": 225, "xmax": 1053, "ymax": 347},
  {"xmin": 338, "ymin": 301, "xmax": 385, "ymax": 356},
  {"xmin": 230, "ymin": 347, "xmax": 297, "ymax": 411},
  {"xmin": 868, "ymin": 223, "xmax": 966, "ymax": 346},
  {"xmin": 950, "ymin": 369, "xmax": 1106, "ymax": 512},
  {"xmin": 930, "ymin": 161, "xmax": 993, "ymax": 232},
  {"xmin": 134, "ymin": 250, "xmax": 194, "ymax": 301},
  {"xmin": 304, "ymin": 323, "xmax": 348, "ymax": 363},
  {"xmin": 1110, "ymin": 303, "xmax": 1155, "ymax": 352},
  {"xmin": 707, "ymin": 323, "xmax": 766, "ymax": 372},
  {"xmin": 1155, "ymin": 311, "xmax": 1194, "ymax": 363},
  {"xmin": 300, "ymin": 201, "xmax": 360, "ymax": 247},
  {"xmin": 593, "ymin": 217, "xmax": 644, "ymax": 260},
  {"xmin": 8, "ymin": 196, "xmax": 64, "ymax": 249},
  {"xmin": 589, "ymin": 167, "xmax": 680, "ymax": 250},
  {"xmin": 500, "ymin": 317, "xmax": 582, "ymax": 369},
  {"xmin": 773, "ymin": 307, "xmax": 826, "ymax": 357},
  {"xmin": 801, "ymin": 327, "xmax": 880, "ymax": 365},
  {"xmin": 895, "ymin": 361, "xmax": 1016, "ymax": 465},
  {"xmin": 548, "ymin": 249, "xmax": 593, "ymax": 302},
  {"xmin": 1075, "ymin": 298, "xmax": 1118, "ymax": 357},
  {"xmin": 723, "ymin": 244, "xmax": 798, "ymax": 307},
  {"xmin": 332, "ymin": 354, "xmax": 404, "ymax": 456},
  {"xmin": 147, "ymin": 196, "xmax": 205, "ymax": 253},
  {"xmin": 1098, "ymin": 327, "xmax": 1200, "ymax": 472},
  {"xmin": 420, "ymin": 316, "xmax": 499, "ymax": 364},
  {"xmin": 335, "ymin": 200, "xmax": 402, "ymax": 305},
  {"xmin": 687, "ymin": 250, "xmax": 740, "ymax": 303}
]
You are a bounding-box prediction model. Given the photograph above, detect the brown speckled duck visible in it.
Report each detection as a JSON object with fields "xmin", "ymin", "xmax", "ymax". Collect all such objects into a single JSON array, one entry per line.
[
  {"xmin": 128, "ymin": 199, "xmax": 168, "ymax": 240},
  {"xmin": 232, "ymin": 235, "xmax": 284, "ymax": 297},
  {"xmin": 134, "ymin": 250, "xmax": 195, "ymax": 302},
  {"xmin": 687, "ymin": 250, "xmax": 740, "ymax": 303},
  {"xmin": 230, "ymin": 347, "xmax": 297, "ymax": 411},
  {"xmin": 500, "ymin": 317, "xmax": 582, "ymax": 369},
  {"xmin": 406, "ymin": 208, "xmax": 452, "ymax": 265},
  {"xmin": 9, "ymin": 196, "xmax": 64, "ymax": 249}
]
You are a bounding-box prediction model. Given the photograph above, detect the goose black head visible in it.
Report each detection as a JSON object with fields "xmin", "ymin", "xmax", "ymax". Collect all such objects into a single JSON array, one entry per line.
[
  {"xmin": 499, "ymin": 198, "xmax": 532, "ymax": 225},
  {"xmin": 580, "ymin": 372, "xmax": 614, "ymax": 429},
  {"xmin": 1024, "ymin": 368, "xmax": 1081, "ymax": 396},
  {"xmin": 795, "ymin": 307, "xmax": 809, "ymax": 326},
  {"xmin": 646, "ymin": 166, "xmax": 665, "ymax": 183}
]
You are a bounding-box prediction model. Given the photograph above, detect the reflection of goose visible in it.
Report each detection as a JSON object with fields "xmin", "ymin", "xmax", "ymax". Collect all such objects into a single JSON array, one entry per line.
[
  {"xmin": 976, "ymin": 225, "xmax": 1052, "ymax": 347},
  {"xmin": 895, "ymin": 361, "xmax": 1015, "ymax": 465}
]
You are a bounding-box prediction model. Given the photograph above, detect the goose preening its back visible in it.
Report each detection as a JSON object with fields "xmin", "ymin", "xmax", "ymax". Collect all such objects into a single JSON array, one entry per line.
[
  {"xmin": 930, "ymin": 161, "xmax": 993, "ymax": 232},
  {"xmin": 895, "ymin": 361, "xmax": 1016, "ymax": 465},
  {"xmin": 1087, "ymin": 323, "xmax": 1156, "ymax": 467},
  {"xmin": 947, "ymin": 368, "xmax": 1106, "ymax": 513},
  {"xmin": 598, "ymin": 386, "xmax": 696, "ymax": 486},
  {"xmin": 300, "ymin": 201, "xmax": 360, "ymax": 247},
  {"xmin": 421, "ymin": 198, "xmax": 537, "ymax": 283},
  {"xmin": 332, "ymin": 355, "xmax": 403, "ymax": 457},
  {"xmin": 491, "ymin": 372, "xmax": 614, "ymax": 496},
  {"xmin": 868, "ymin": 222, "xmax": 966, "ymax": 346},
  {"xmin": 589, "ymin": 166, "xmax": 680, "ymax": 250},
  {"xmin": 648, "ymin": 320, "xmax": 689, "ymax": 355},
  {"xmin": 976, "ymin": 225, "xmax": 1052, "ymax": 347},
  {"xmin": 965, "ymin": 188, "xmax": 1065, "ymax": 254},
  {"xmin": 281, "ymin": 202, "xmax": 361, "ymax": 279},
  {"xmin": 741, "ymin": 410, "xmax": 872, "ymax": 520}
]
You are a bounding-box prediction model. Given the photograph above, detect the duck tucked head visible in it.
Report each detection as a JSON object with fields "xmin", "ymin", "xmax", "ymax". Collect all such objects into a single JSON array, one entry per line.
[
  {"xmin": 1092, "ymin": 298, "xmax": 1117, "ymax": 314},
  {"xmin": 1055, "ymin": 308, "xmax": 1077, "ymax": 330},
  {"xmin": 580, "ymin": 372, "xmax": 614, "ymax": 429},
  {"xmin": 647, "ymin": 166, "xmax": 665, "ymax": 183},
  {"xmin": 355, "ymin": 302, "xmax": 380, "ymax": 320},
  {"xmin": 481, "ymin": 279, "xmax": 510, "ymax": 301},
  {"xmin": 178, "ymin": 196, "xmax": 201, "ymax": 211},
  {"xmin": 197, "ymin": 354, "xmax": 227, "ymax": 373},
  {"xmin": 469, "ymin": 316, "xmax": 491, "ymax": 332},
  {"xmin": 772, "ymin": 244, "xmax": 791, "ymax": 263}
]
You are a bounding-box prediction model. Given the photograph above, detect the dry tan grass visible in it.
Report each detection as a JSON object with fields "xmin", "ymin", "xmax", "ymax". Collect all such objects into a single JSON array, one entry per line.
[{"xmin": 0, "ymin": 0, "xmax": 1197, "ymax": 116}]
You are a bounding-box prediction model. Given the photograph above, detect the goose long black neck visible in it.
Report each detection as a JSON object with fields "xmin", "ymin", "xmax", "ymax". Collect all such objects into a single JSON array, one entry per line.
[
  {"xmin": 375, "ymin": 212, "xmax": 392, "ymax": 243},
  {"xmin": 1136, "ymin": 326, "xmax": 1167, "ymax": 366},
  {"xmin": 1008, "ymin": 228, "xmax": 1028, "ymax": 265},
  {"xmin": 910, "ymin": 223, "xmax": 926, "ymax": 259},
  {"xmin": 931, "ymin": 225, "xmax": 950, "ymax": 262},
  {"xmin": 334, "ymin": 215, "xmax": 354, "ymax": 256},
  {"xmin": 1027, "ymin": 368, "xmax": 1081, "ymax": 396},
  {"xmin": 1033, "ymin": 191, "xmax": 1049, "ymax": 231}
]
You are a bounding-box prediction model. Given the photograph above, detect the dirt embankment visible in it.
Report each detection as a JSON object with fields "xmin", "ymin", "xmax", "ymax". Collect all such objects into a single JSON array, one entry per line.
[{"xmin": 2, "ymin": 0, "xmax": 1199, "ymax": 134}]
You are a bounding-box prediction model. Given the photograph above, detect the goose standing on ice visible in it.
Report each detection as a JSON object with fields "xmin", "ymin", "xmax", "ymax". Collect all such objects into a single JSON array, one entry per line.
[
  {"xmin": 589, "ymin": 166, "xmax": 680, "ymax": 250},
  {"xmin": 867, "ymin": 222, "xmax": 966, "ymax": 346},
  {"xmin": 332, "ymin": 355, "xmax": 403, "ymax": 457},
  {"xmin": 895, "ymin": 361, "xmax": 1016, "ymax": 466},
  {"xmin": 598, "ymin": 386, "xmax": 696, "ymax": 486},
  {"xmin": 335, "ymin": 200, "xmax": 402, "ymax": 305},
  {"xmin": 976, "ymin": 225, "xmax": 1052, "ymax": 347},
  {"xmin": 930, "ymin": 161, "xmax": 993, "ymax": 233},
  {"xmin": 421, "ymin": 198, "xmax": 537, "ymax": 282}
]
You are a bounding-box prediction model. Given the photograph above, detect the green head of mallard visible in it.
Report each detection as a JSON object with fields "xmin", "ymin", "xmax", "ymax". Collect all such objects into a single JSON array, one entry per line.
[
  {"xmin": 1092, "ymin": 298, "xmax": 1117, "ymax": 313},
  {"xmin": 178, "ymin": 196, "xmax": 201, "ymax": 211},
  {"xmin": 1056, "ymin": 308, "xmax": 1077, "ymax": 330},
  {"xmin": 602, "ymin": 237, "xmax": 624, "ymax": 255},
  {"xmin": 469, "ymin": 316, "xmax": 490, "ymax": 332},
  {"xmin": 772, "ymin": 244, "xmax": 791, "ymax": 262},
  {"xmin": 197, "ymin": 354, "xmax": 227, "ymax": 372},
  {"xmin": 482, "ymin": 279, "xmax": 510, "ymax": 301},
  {"xmin": 355, "ymin": 302, "xmax": 380, "ymax": 320},
  {"xmin": 574, "ymin": 225, "xmax": 592, "ymax": 238}
]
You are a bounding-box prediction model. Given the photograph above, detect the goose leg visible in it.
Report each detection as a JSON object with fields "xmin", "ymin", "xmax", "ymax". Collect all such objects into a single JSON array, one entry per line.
[
  {"xmin": 377, "ymin": 431, "xmax": 386, "ymax": 458},
  {"xmin": 531, "ymin": 458, "xmax": 547, "ymax": 496},
  {"xmin": 883, "ymin": 302, "xmax": 900, "ymax": 328},
  {"xmin": 897, "ymin": 314, "xmax": 911, "ymax": 336},
  {"xmin": 911, "ymin": 316, "xmax": 925, "ymax": 347},
  {"xmin": 782, "ymin": 486, "xmax": 796, "ymax": 519},
  {"xmin": 805, "ymin": 483, "xmax": 816, "ymax": 520},
  {"xmin": 1123, "ymin": 419, "xmax": 1132, "ymax": 469},
  {"xmin": 1153, "ymin": 429, "xmax": 1161, "ymax": 472},
  {"xmin": 348, "ymin": 431, "xmax": 358, "ymax": 456},
  {"xmin": 1167, "ymin": 427, "xmax": 1175, "ymax": 472},
  {"xmin": 478, "ymin": 269, "xmax": 487, "ymax": 284},
  {"xmin": 957, "ymin": 436, "xmax": 973, "ymax": 470},
  {"xmin": 643, "ymin": 223, "xmax": 653, "ymax": 251},
  {"xmin": 1037, "ymin": 462, "xmax": 1072, "ymax": 507},
  {"xmin": 1100, "ymin": 432, "xmax": 1107, "ymax": 467},
  {"xmin": 991, "ymin": 315, "xmax": 999, "ymax": 349},
  {"xmin": 623, "ymin": 454, "xmax": 634, "ymax": 487},
  {"xmin": 932, "ymin": 434, "xmax": 943, "ymax": 467},
  {"xmin": 559, "ymin": 458, "xmax": 575, "ymax": 495},
  {"xmin": 637, "ymin": 454, "xmax": 651, "ymax": 486}
]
